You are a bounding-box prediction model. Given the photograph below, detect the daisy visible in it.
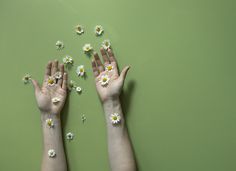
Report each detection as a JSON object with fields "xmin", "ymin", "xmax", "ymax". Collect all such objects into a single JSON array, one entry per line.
[
  {"xmin": 75, "ymin": 24, "xmax": 84, "ymax": 35},
  {"xmin": 102, "ymin": 39, "xmax": 111, "ymax": 50},
  {"xmin": 100, "ymin": 75, "xmax": 110, "ymax": 86},
  {"xmin": 76, "ymin": 86, "xmax": 82, "ymax": 93},
  {"xmin": 54, "ymin": 72, "xmax": 62, "ymax": 79},
  {"xmin": 46, "ymin": 118, "xmax": 54, "ymax": 128},
  {"xmin": 94, "ymin": 25, "xmax": 104, "ymax": 36},
  {"xmin": 76, "ymin": 65, "xmax": 85, "ymax": 77},
  {"xmin": 52, "ymin": 97, "xmax": 60, "ymax": 104},
  {"xmin": 47, "ymin": 76, "xmax": 56, "ymax": 86},
  {"xmin": 66, "ymin": 132, "xmax": 74, "ymax": 140},
  {"xmin": 105, "ymin": 64, "xmax": 113, "ymax": 72},
  {"xmin": 83, "ymin": 44, "xmax": 93, "ymax": 53},
  {"xmin": 110, "ymin": 113, "xmax": 121, "ymax": 125},
  {"xmin": 22, "ymin": 74, "xmax": 31, "ymax": 84},
  {"xmin": 48, "ymin": 149, "xmax": 56, "ymax": 158},
  {"xmin": 81, "ymin": 114, "xmax": 86, "ymax": 123},
  {"xmin": 63, "ymin": 55, "xmax": 73, "ymax": 65},
  {"xmin": 55, "ymin": 40, "xmax": 64, "ymax": 50}
]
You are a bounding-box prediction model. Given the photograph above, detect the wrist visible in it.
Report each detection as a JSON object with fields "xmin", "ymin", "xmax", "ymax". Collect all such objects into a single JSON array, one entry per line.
[{"xmin": 40, "ymin": 112, "xmax": 61, "ymax": 121}]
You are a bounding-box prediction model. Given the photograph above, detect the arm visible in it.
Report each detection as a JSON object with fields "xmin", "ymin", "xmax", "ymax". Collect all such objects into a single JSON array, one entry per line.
[
  {"xmin": 91, "ymin": 48, "xmax": 136, "ymax": 171},
  {"xmin": 31, "ymin": 60, "xmax": 68, "ymax": 171}
]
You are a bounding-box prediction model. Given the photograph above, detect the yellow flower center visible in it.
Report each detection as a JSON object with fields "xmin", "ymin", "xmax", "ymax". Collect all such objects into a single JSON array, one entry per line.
[
  {"xmin": 77, "ymin": 27, "xmax": 82, "ymax": 31},
  {"xmin": 105, "ymin": 42, "xmax": 109, "ymax": 46},
  {"xmin": 47, "ymin": 120, "xmax": 52, "ymax": 126},
  {"xmin": 103, "ymin": 77, "xmax": 107, "ymax": 82},
  {"xmin": 107, "ymin": 65, "xmax": 112, "ymax": 71},
  {"xmin": 80, "ymin": 68, "xmax": 84, "ymax": 72},
  {"xmin": 48, "ymin": 79, "xmax": 54, "ymax": 84},
  {"xmin": 96, "ymin": 27, "xmax": 101, "ymax": 32},
  {"xmin": 112, "ymin": 116, "xmax": 118, "ymax": 120}
]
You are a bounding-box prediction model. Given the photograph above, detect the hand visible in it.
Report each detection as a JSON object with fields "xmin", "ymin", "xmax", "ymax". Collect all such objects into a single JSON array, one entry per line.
[
  {"xmin": 31, "ymin": 60, "xmax": 68, "ymax": 115},
  {"xmin": 91, "ymin": 48, "xmax": 130, "ymax": 102}
]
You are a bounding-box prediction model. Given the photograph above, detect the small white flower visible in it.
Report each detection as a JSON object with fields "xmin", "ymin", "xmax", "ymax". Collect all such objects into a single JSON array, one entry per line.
[
  {"xmin": 22, "ymin": 74, "xmax": 31, "ymax": 84},
  {"xmin": 100, "ymin": 75, "xmax": 110, "ymax": 86},
  {"xmin": 105, "ymin": 64, "xmax": 113, "ymax": 72},
  {"xmin": 76, "ymin": 65, "xmax": 85, "ymax": 77},
  {"xmin": 110, "ymin": 113, "xmax": 121, "ymax": 125},
  {"xmin": 63, "ymin": 55, "xmax": 73, "ymax": 65},
  {"xmin": 47, "ymin": 76, "xmax": 56, "ymax": 86},
  {"xmin": 46, "ymin": 118, "xmax": 54, "ymax": 128},
  {"xmin": 94, "ymin": 25, "xmax": 104, "ymax": 36},
  {"xmin": 54, "ymin": 72, "xmax": 62, "ymax": 79},
  {"xmin": 66, "ymin": 132, "xmax": 74, "ymax": 140},
  {"xmin": 76, "ymin": 86, "xmax": 82, "ymax": 93},
  {"xmin": 75, "ymin": 24, "xmax": 84, "ymax": 35},
  {"xmin": 55, "ymin": 40, "xmax": 64, "ymax": 50},
  {"xmin": 52, "ymin": 97, "xmax": 61, "ymax": 104},
  {"xmin": 48, "ymin": 149, "xmax": 56, "ymax": 158},
  {"xmin": 102, "ymin": 39, "xmax": 111, "ymax": 50},
  {"xmin": 83, "ymin": 44, "xmax": 93, "ymax": 53},
  {"xmin": 81, "ymin": 114, "xmax": 86, "ymax": 123}
]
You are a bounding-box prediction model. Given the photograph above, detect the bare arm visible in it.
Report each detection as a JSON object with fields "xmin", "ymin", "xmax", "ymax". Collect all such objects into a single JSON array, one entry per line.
[
  {"xmin": 32, "ymin": 60, "xmax": 68, "ymax": 171},
  {"xmin": 92, "ymin": 48, "xmax": 136, "ymax": 171}
]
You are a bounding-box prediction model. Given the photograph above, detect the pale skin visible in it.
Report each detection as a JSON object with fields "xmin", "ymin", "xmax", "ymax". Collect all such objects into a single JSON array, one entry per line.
[{"xmin": 92, "ymin": 48, "xmax": 136, "ymax": 171}]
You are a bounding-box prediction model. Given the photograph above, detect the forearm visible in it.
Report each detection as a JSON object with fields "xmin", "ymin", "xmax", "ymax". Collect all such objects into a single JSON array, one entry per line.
[
  {"xmin": 40, "ymin": 112, "xmax": 67, "ymax": 171},
  {"xmin": 103, "ymin": 98, "xmax": 136, "ymax": 171}
]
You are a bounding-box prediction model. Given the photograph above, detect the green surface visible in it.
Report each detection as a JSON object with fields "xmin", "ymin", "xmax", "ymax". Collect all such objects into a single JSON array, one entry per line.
[{"xmin": 0, "ymin": 0, "xmax": 236, "ymax": 170}]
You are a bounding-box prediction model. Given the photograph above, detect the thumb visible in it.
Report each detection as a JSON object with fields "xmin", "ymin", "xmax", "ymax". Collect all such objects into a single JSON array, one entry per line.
[
  {"xmin": 31, "ymin": 79, "xmax": 40, "ymax": 93},
  {"xmin": 119, "ymin": 66, "xmax": 130, "ymax": 83}
]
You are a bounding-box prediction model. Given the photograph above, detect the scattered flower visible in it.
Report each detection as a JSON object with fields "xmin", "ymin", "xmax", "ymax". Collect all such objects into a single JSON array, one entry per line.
[
  {"xmin": 83, "ymin": 44, "xmax": 93, "ymax": 53},
  {"xmin": 48, "ymin": 149, "xmax": 56, "ymax": 158},
  {"xmin": 55, "ymin": 40, "xmax": 64, "ymax": 50},
  {"xmin": 54, "ymin": 72, "xmax": 62, "ymax": 79},
  {"xmin": 63, "ymin": 55, "xmax": 73, "ymax": 65},
  {"xmin": 105, "ymin": 64, "xmax": 113, "ymax": 72},
  {"xmin": 76, "ymin": 65, "xmax": 85, "ymax": 77},
  {"xmin": 46, "ymin": 118, "xmax": 54, "ymax": 128},
  {"xmin": 81, "ymin": 114, "xmax": 86, "ymax": 123},
  {"xmin": 94, "ymin": 25, "xmax": 104, "ymax": 36},
  {"xmin": 75, "ymin": 24, "xmax": 84, "ymax": 35},
  {"xmin": 110, "ymin": 113, "xmax": 121, "ymax": 125},
  {"xmin": 47, "ymin": 76, "xmax": 56, "ymax": 86},
  {"xmin": 52, "ymin": 97, "xmax": 60, "ymax": 104},
  {"xmin": 102, "ymin": 39, "xmax": 111, "ymax": 50},
  {"xmin": 68, "ymin": 80, "xmax": 76, "ymax": 90},
  {"xmin": 100, "ymin": 75, "xmax": 110, "ymax": 86},
  {"xmin": 22, "ymin": 74, "xmax": 31, "ymax": 84},
  {"xmin": 66, "ymin": 132, "xmax": 74, "ymax": 140},
  {"xmin": 76, "ymin": 86, "xmax": 82, "ymax": 93}
]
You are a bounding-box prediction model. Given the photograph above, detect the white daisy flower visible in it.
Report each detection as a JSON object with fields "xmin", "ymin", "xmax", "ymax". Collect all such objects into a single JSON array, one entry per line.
[
  {"xmin": 76, "ymin": 65, "xmax": 85, "ymax": 77},
  {"xmin": 52, "ymin": 97, "xmax": 60, "ymax": 104},
  {"xmin": 47, "ymin": 76, "xmax": 56, "ymax": 86},
  {"xmin": 105, "ymin": 64, "xmax": 113, "ymax": 72},
  {"xmin": 83, "ymin": 44, "xmax": 93, "ymax": 53},
  {"xmin": 100, "ymin": 75, "xmax": 110, "ymax": 86},
  {"xmin": 94, "ymin": 25, "xmax": 104, "ymax": 36},
  {"xmin": 75, "ymin": 24, "xmax": 84, "ymax": 35},
  {"xmin": 81, "ymin": 114, "xmax": 86, "ymax": 123},
  {"xmin": 48, "ymin": 149, "xmax": 56, "ymax": 158},
  {"xmin": 76, "ymin": 86, "xmax": 82, "ymax": 93},
  {"xmin": 54, "ymin": 72, "xmax": 62, "ymax": 79},
  {"xmin": 63, "ymin": 55, "xmax": 73, "ymax": 65},
  {"xmin": 55, "ymin": 40, "xmax": 64, "ymax": 50},
  {"xmin": 22, "ymin": 74, "xmax": 31, "ymax": 84},
  {"xmin": 66, "ymin": 132, "xmax": 74, "ymax": 140},
  {"xmin": 46, "ymin": 118, "xmax": 54, "ymax": 128},
  {"xmin": 110, "ymin": 113, "xmax": 121, "ymax": 125},
  {"xmin": 102, "ymin": 39, "xmax": 111, "ymax": 50}
]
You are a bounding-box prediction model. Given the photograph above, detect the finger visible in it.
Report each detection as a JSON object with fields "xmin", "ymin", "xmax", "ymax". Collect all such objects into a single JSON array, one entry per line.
[
  {"xmin": 119, "ymin": 66, "xmax": 130, "ymax": 83},
  {"xmin": 91, "ymin": 59, "xmax": 99, "ymax": 77},
  {"xmin": 107, "ymin": 49, "xmax": 117, "ymax": 63},
  {"xmin": 93, "ymin": 52, "xmax": 104, "ymax": 72},
  {"xmin": 31, "ymin": 79, "xmax": 40, "ymax": 94},
  {"xmin": 62, "ymin": 73, "xmax": 68, "ymax": 90},
  {"xmin": 44, "ymin": 61, "xmax": 52, "ymax": 80},
  {"xmin": 100, "ymin": 47, "xmax": 110, "ymax": 64},
  {"xmin": 57, "ymin": 64, "xmax": 64, "ymax": 87},
  {"xmin": 51, "ymin": 60, "xmax": 58, "ymax": 75}
]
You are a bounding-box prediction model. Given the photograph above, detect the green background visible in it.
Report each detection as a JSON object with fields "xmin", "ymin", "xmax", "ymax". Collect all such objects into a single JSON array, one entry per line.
[{"xmin": 0, "ymin": 0, "xmax": 236, "ymax": 170}]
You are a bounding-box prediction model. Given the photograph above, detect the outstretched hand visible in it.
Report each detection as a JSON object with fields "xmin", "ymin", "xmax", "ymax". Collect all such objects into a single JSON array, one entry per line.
[
  {"xmin": 31, "ymin": 60, "xmax": 68, "ymax": 115},
  {"xmin": 91, "ymin": 48, "xmax": 130, "ymax": 102}
]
